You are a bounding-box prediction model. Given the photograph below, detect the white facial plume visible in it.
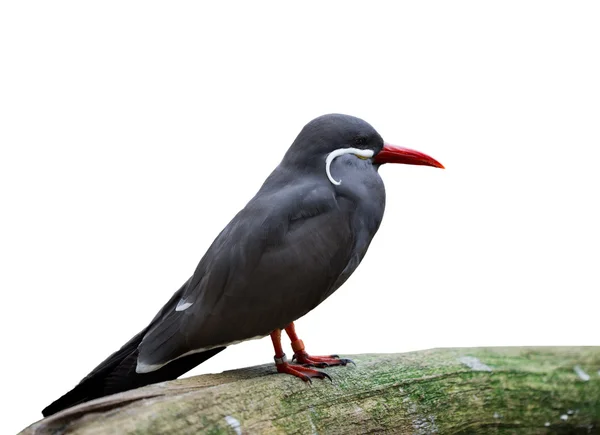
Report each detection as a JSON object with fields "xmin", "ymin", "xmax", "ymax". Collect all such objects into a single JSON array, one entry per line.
[{"xmin": 325, "ymin": 147, "xmax": 374, "ymax": 185}]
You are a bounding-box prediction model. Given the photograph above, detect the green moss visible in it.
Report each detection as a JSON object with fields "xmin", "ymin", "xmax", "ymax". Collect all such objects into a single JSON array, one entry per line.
[
  {"xmin": 271, "ymin": 348, "xmax": 600, "ymax": 434},
  {"xmin": 21, "ymin": 348, "xmax": 600, "ymax": 435}
]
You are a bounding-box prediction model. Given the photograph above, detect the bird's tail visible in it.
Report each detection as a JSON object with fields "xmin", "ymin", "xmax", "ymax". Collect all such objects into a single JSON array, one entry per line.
[
  {"xmin": 43, "ymin": 278, "xmax": 226, "ymax": 417},
  {"xmin": 42, "ymin": 329, "xmax": 225, "ymax": 417}
]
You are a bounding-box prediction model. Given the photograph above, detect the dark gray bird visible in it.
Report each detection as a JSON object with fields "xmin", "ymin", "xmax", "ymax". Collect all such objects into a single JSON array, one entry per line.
[{"xmin": 42, "ymin": 114, "xmax": 443, "ymax": 417}]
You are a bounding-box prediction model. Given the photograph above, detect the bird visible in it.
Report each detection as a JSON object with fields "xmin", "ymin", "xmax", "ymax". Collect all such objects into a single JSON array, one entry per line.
[{"xmin": 42, "ymin": 113, "xmax": 443, "ymax": 417}]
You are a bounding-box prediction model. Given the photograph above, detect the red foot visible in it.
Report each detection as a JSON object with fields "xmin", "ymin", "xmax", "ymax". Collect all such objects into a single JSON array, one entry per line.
[
  {"xmin": 293, "ymin": 351, "xmax": 354, "ymax": 368},
  {"xmin": 275, "ymin": 356, "xmax": 331, "ymax": 383}
]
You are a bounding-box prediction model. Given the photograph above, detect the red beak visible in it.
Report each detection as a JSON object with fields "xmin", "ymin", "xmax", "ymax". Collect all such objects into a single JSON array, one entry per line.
[{"xmin": 373, "ymin": 142, "xmax": 444, "ymax": 169}]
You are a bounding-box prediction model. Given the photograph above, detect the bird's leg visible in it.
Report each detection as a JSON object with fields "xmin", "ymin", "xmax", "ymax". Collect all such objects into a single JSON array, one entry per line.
[
  {"xmin": 284, "ymin": 322, "xmax": 353, "ymax": 367},
  {"xmin": 270, "ymin": 329, "xmax": 330, "ymax": 382}
]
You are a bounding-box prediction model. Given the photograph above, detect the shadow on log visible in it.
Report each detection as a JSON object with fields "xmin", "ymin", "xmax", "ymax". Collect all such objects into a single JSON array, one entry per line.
[{"xmin": 21, "ymin": 347, "xmax": 600, "ymax": 434}]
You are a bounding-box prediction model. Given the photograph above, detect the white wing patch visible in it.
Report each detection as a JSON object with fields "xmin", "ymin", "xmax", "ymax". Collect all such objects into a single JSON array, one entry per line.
[
  {"xmin": 135, "ymin": 334, "xmax": 267, "ymax": 373},
  {"xmin": 175, "ymin": 299, "xmax": 193, "ymax": 311},
  {"xmin": 325, "ymin": 147, "xmax": 374, "ymax": 185}
]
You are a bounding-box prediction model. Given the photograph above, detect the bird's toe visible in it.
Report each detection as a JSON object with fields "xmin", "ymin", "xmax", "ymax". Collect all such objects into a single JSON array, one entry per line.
[
  {"xmin": 293, "ymin": 352, "xmax": 354, "ymax": 368},
  {"xmin": 276, "ymin": 362, "xmax": 332, "ymax": 383}
]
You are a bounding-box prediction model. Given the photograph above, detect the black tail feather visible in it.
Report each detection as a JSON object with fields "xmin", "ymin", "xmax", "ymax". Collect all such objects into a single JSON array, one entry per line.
[
  {"xmin": 43, "ymin": 279, "xmax": 226, "ymax": 417},
  {"xmin": 42, "ymin": 333, "xmax": 225, "ymax": 417}
]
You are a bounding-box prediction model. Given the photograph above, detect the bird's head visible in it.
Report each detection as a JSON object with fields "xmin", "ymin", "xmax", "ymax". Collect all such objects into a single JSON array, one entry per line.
[{"xmin": 283, "ymin": 114, "xmax": 443, "ymax": 186}]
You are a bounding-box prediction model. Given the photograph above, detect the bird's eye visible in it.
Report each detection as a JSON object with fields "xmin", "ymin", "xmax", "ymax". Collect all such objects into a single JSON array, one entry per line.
[{"xmin": 354, "ymin": 137, "xmax": 367, "ymax": 146}]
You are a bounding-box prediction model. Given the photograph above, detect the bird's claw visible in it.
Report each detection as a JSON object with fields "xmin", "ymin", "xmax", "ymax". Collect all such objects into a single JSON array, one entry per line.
[
  {"xmin": 293, "ymin": 355, "xmax": 329, "ymax": 368},
  {"xmin": 342, "ymin": 358, "xmax": 356, "ymax": 367},
  {"xmin": 293, "ymin": 351, "xmax": 354, "ymax": 368},
  {"xmin": 326, "ymin": 354, "xmax": 355, "ymax": 366},
  {"xmin": 276, "ymin": 362, "xmax": 332, "ymax": 383}
]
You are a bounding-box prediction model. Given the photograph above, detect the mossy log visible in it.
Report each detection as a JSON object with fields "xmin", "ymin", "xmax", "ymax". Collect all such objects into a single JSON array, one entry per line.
[{"xmin": 21, "ymin": 347, "xmax": 600, "ymax": 434}]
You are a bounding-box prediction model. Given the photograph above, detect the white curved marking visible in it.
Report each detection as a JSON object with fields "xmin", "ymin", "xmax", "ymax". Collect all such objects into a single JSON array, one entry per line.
[
  {"xmin": 175, "ymin": 299, "xmax": 193, "ymax": 311},
  {"xmin": 224, "ymin": 416, "xmax": 242, "ymax": 435},
  {"xmin": 325, "ymin": 147, "xmax": 374, "ymax": 185},
  {"xmin": 135, "ymin": 334, "xmax": 267, "ymax": 373}
]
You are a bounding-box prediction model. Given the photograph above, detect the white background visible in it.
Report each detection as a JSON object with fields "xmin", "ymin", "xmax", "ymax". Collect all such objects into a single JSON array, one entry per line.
[{"xmin": 1, "ymin": 2, "xmax": 599, "ymax": 433}]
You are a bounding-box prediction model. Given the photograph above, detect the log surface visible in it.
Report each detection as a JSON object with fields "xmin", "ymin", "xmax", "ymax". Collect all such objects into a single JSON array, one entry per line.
[{"xmin": 21, "ymin": 347, "xmax": 600, "ymax": 434}]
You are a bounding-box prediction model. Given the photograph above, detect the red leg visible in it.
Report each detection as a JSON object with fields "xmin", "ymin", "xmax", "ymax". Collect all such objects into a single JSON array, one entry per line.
[
  {"xmin": 284, "ymin": 322, "xmax": 354, "ymax": 367},
  {"xmin": 269, "ymin": 329, "xmax": 331, "ymax": 382}
]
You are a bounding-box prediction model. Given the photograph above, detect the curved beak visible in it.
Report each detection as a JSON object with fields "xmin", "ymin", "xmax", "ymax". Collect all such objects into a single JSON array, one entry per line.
[{"xmin": 373, "ymin": 142, "xmax": 444, "ymax": 169}]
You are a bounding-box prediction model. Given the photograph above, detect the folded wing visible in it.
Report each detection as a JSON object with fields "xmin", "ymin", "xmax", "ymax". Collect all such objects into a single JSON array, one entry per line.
[{"xmin": 137, "ymin": 181, "xmax": 357, "ymax": 372}]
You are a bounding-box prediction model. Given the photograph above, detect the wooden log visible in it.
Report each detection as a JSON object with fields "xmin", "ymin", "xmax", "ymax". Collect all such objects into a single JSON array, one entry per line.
[{"xmin": 21, "ymin": 347, "xmax": 600, "ymax": 434}]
